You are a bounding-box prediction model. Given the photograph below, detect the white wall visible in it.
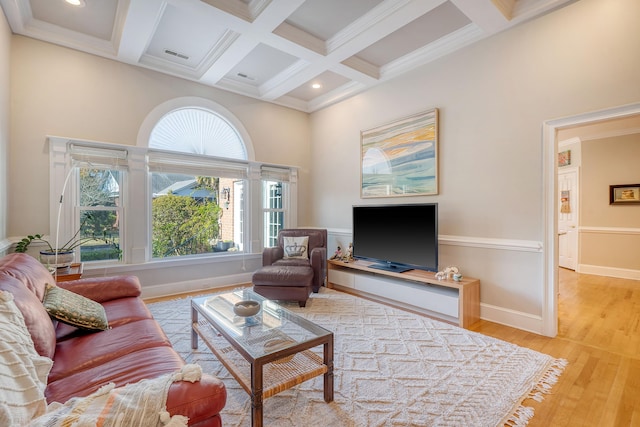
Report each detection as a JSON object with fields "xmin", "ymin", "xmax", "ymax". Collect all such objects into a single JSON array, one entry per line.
[
  {"xmin": 309, "ymin": 0, "xmax": 640, "ymax": 333},
  {"xmin": 0, "ymin": 10, "xmax": 10, "ymax": 251}
]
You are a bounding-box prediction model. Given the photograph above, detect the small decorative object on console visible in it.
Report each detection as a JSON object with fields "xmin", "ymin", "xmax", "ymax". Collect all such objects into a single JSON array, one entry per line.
[
  {"xmin": 345, "ymin": 243, "xmax": 354, "ymax": 261},
  {"xmin": 330, "ymin": 246, "xmax": 342, "ymax": 260},
  {"xmin": 233, "ymin": 300, "xmax": 261, "ymax": 317},
  {"xmin": 436, "ymin": 266, "xmax": 460, "ymax": 280}
]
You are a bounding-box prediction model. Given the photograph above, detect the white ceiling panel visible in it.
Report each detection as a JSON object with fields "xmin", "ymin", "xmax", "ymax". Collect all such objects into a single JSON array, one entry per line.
[
  {"xmin": 225, "ymin": 43, "xmax": 298, "ymax": 86},
  {"xmin": 283, "ymin": 70, "xmax": 351, "ymax": 102},
  {"xmin": 144, "ymin": 3, "xmax": 231, "ymax": 70},
  {"xmin": 355, "ymin": 1, "xmax": 471, "ymax": 67},
  {"xmin": 285, "ymin": 0, "xmax": 385, "ymax": 41},
  {"xmin": 0, "ymin": 0, "xmax": 575, "ymax": 112},
  {"xmin": 30, "ymin": 0, "xmax": 117, "ymax": 41}
]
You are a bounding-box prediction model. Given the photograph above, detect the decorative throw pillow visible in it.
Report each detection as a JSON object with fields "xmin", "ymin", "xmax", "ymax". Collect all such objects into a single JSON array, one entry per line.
[
  {"xmin": 42, "ymin": 283, "xmax": 109, "ymax": 331},
  {"xmin": 283, "ymin": 236, "xmax": 309, "ymax": 259}
]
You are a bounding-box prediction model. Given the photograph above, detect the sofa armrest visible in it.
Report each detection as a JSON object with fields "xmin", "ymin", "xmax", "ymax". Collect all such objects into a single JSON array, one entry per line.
[
  {"xmin": 56, "ymin": 275, "xmax": 141, "ymax": 303},
  {"xmin": 166, "ymin": 374, "xmax": 227, "ymax": 425},
  {"xmin": 262, "ymin": 247, "xmax": 284, "ymax": 266}
]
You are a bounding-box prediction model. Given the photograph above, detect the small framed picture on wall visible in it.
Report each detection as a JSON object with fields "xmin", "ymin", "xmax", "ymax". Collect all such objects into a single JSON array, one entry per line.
[
  {"xmin": 609, "ymin": 184, "xmax": 640, "ymax": 204},
  {"xmin": 558, "ymin": 150, "xmax": 571, "ymax": 167}
]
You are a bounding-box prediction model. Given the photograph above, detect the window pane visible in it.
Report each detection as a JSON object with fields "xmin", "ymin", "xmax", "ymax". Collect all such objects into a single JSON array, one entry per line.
[
  {"xmin": 263, "ymin": 180, "xmax": 284, "ymax": 247},
  {"xmin": 79, "ymin": 168, "xmax": 120, "ymax": 207},
  {"xmin": 264, "ymin": 211, "xmax": 283, "ymax": 247},
  {"xmin": 78, "ymin": 167, "xmax": 122, "ymax": 262},
  {"xmin": 79, "ymin": 210, "xmax": 121, "ymax": 262},
  {"xmin": 151, "ymin": 172, "xmax": 243, "ymax": 258}
]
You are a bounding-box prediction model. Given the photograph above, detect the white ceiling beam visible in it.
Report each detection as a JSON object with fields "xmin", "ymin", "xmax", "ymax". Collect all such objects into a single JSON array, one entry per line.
[
  {"xmin": 117, "ymin": 0, "xmax": 167, "ymax": 64},
  {"xmin": 450, "ymin": 0, "xmax": 511, "ymax": 33},
  {"xmin": 199, "ymin": 34, "xmax": 258, "ymax": 85},
  {"xmin": 197, "ymin": 0, "xmax": 306, "ymax": 85},
  {"xmin": 511, "ymin": 0, "xmax": 574, "ymax": 23}
]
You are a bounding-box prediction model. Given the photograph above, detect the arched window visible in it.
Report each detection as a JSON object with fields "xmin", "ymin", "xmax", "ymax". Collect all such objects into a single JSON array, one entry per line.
[
  {"xmin": 146, "ymin": 106, "xmax": 250, "ymax": 259},
  {"xmin": 149, "ymin": 108, "xmax": 247, "ymax": 159}
]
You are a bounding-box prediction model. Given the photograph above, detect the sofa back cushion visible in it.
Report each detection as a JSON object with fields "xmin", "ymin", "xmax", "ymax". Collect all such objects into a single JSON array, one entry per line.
[{"xmin": 0, "ymin": 254, "xmax": 57, "ymax": 358}]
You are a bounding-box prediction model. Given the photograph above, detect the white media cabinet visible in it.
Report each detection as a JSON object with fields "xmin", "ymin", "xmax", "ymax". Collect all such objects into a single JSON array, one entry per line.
[{"xmin": 327, "ymin": 259, "xmax": 480, "ymax": 328}]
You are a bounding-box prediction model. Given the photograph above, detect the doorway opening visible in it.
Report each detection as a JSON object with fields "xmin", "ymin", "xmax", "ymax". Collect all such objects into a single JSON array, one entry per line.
[{"xmin": 542, "ymin": 102, "xmax": 640, "ymax": 337}]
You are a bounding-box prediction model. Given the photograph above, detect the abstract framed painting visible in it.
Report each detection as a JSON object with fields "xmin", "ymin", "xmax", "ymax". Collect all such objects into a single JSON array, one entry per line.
[{"xmin": 360, "ymin": 109, "xmax": 438, "ymax": 198}]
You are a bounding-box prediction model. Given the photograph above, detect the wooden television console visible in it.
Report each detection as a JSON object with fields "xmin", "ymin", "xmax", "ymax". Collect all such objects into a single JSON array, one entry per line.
[{"xmin": 327, "ymin": 259, "xmax": 480, "ymax": 328}]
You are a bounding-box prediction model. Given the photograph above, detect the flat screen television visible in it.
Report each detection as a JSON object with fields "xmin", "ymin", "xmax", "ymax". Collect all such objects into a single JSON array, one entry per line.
[{"xmin": 352, "ymin": 203, "xmax": 438, "ymax": 273}]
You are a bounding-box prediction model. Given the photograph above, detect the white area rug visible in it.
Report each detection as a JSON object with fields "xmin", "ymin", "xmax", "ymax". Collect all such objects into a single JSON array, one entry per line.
[{"xmin": 148, "ymin": 288, "xmax": 566, "ymax": 427}]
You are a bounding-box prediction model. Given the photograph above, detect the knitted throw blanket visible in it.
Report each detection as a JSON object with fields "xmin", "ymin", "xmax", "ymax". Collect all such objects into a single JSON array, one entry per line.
[
  {"xmin": 29, "ymin": 363, "xmax": 203, "ymax": 426},
  {"xmin": 0, "ymin": 292, "xmax": 53, "ymax": 425}
]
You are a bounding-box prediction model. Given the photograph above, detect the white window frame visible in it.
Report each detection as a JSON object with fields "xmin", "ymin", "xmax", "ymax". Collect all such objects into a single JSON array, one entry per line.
[{"xmin": 49, "ymin": 137, "xmax": 297, "ymax": 266}]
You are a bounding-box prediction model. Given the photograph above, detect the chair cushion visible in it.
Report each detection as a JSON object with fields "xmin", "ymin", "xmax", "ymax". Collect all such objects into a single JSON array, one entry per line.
[
  {"xmin": 272, "ymin": 258, "xmax": 310, "ymax": 267},
  {"xmin": 49, "ymin": 318, "xmax": 172, "ymax": 383},
  {"xmin": 252, "ymin": 265, "xmax": 313, "ymax": 287}
]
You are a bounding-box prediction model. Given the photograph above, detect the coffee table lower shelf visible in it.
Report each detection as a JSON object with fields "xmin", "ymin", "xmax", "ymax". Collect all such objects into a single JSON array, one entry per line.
[{"xmin": 193, "ymin": 320, "xmax": 328, "ymax": 399}]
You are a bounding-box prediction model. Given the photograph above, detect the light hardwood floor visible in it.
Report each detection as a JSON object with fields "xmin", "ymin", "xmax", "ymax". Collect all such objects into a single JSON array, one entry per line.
[
  {"xmin": 147, "ymin": 269, "xmax": 640, "ymax": 426},
  {"xmin": 470, "ymin": 268, "xmax": 640, "ymax": 427}
]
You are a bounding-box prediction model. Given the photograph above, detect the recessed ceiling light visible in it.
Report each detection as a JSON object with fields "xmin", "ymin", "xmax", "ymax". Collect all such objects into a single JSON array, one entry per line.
[
  {"xmin": 311, "ymin": 83, "xmax": 322, "ymax": 89},
  {"xmin": 65, "ymin": 0, "xmax": 86, "ymax": 7}
]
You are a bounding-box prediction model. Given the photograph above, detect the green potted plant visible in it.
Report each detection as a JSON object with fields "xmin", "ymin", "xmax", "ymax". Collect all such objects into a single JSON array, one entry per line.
[{"xmin": 15, "ymin": 214, "xmax": 118, "ymax": 270}]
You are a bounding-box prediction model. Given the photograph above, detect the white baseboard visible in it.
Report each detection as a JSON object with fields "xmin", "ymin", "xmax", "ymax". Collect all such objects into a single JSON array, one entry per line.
[
  {"xmin": 578, "ymin": 264, "xmax": 640, "ymax": 281},
  {"xmin": 141, "ymin": 272, "xmax": 253, "ymax": 299},
  {"xmin": 480, "ymin": 303, "xmax": 543, "ymax": 335}
]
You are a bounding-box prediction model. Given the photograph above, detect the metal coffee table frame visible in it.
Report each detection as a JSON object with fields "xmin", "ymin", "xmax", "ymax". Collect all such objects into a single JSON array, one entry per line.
[{"xmin": 191, "ymin": 289, "xmax": 334, "ymax": 427}]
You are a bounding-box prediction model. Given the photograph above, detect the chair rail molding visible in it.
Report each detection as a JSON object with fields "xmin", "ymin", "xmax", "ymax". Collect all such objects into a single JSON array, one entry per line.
[
  {"xmin": 580, "ymin": 226, "xmax": 640, "ymax": 235},
  {"xmin": 327, "ymin": 229, "xmax": 542, "ymax": 253}
]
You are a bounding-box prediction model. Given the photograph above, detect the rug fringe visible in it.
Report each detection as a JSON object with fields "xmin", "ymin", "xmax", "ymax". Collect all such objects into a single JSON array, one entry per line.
[
  {"xmin": 504, "ymin": 405, "xmax": 535, "ymax": 426},
  {"xmin": 503, "ymin": 358, "xmax": 568, "ymax": 426},
  {"xmin": 527, "ymin": 358, "xmax": 568, "ymax": 403}
]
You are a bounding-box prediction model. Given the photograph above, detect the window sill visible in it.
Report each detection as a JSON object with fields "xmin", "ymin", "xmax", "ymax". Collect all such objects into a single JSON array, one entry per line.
[{"xmin": 83, "ymin": 252, "xmax": 261, "ymax": 276}]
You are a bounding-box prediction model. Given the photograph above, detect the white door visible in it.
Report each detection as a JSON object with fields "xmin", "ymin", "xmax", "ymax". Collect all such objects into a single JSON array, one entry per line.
[{"xmin": 558, "ymin": 168, "xmax": 579, "ymax": 270}]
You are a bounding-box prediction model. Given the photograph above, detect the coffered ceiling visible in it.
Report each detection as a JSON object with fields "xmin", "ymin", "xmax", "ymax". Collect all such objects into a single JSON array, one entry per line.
[{"xmin": 1, "ymin": 0, "xmax": 574, "ymax": 112}]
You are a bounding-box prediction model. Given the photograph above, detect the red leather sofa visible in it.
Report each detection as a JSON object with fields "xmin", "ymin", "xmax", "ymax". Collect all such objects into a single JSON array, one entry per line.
[{"xmin": 0, "ymin": 253, "xmax": 226, "ymax": 426}]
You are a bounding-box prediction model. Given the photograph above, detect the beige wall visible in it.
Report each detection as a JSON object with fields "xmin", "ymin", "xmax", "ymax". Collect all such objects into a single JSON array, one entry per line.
[
  {"xmin": 0, "ymin": 11, "xmax": 10, "ymax": 248},
  {"xmin": 8, "ymin": 36, "xmax": 311, "ymax": 237},
  {"xmin": 581, "ymin": 134, "xmax": 640, "ymax": 271},
  {"xmin": 309, "ymin": 0, "xmax": 640, "ymax": 329}
]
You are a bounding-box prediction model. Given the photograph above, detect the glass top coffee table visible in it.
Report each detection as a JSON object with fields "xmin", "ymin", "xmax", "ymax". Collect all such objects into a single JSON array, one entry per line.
[{"xmin": 191, "ymin": 288, "xmax": 334, "ymax": 427}]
